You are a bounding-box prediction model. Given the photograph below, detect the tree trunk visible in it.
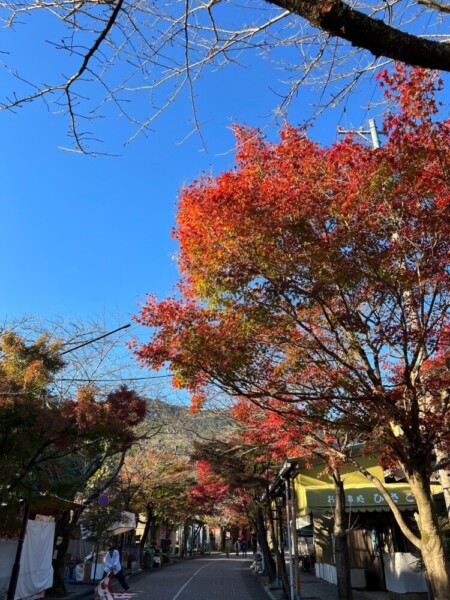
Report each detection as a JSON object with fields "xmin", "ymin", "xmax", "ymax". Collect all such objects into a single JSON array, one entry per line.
[
  {"xmin": 256, "ymin": 506, "xmax": 276, "ymax": 582},
  {"xmin": 435, "ymin": 448, "xmax": 450, "ymax": 519},
  {"xmin": 409, "ymin": 470, "xmax": 450, "ymax": 600},
  {"xmin": 49, "ymin": 507, "xmax": 85, "ymax": 597},
  {"xmin": 268, "ymin": 502, "xmax": 290, "ymax": 598},
  {"xmin": 50, "ymin": 511, "xmax": 71, "ymax": 597},
  {"xmin": 332, "ymin": 471, "xmax": 353, "ymax": 600},
  {"xmin": 181, "ymin": 522, "xmax": 189, "ymax": 557},
  {"xmin": 138, "ymin": 507, "xmax": 154, "ymax": 558}
]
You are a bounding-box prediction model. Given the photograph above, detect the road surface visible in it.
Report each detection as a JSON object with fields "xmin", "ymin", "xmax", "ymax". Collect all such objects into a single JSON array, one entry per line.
[{"xmin": 119, "ymin": 555, "xmax": 270, "ymax": 600}]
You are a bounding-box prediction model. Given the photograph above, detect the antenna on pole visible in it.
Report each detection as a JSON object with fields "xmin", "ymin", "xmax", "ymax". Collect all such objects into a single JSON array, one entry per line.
[{"xmin": 338, "ymin": 118, "xmax": 381, "ymax": 149}]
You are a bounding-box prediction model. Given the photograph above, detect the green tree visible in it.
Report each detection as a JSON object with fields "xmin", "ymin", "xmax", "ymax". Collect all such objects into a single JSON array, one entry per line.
[
  {"xmin": 0, "ymin": 331, "xmax": 147, "ymax": 594},
  {"xmin": 120, "ymin": 448, "xmax": 195, "ymax": 555}
]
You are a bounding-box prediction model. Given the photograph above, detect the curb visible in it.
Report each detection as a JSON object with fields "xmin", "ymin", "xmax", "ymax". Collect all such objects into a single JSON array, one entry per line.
[
  {"xmin": 254, "ymin": 571, "xmax": 283, "ymax": 600},
  {"xmin": 46, "ymin": 586, "xmax": 95, "ymax": 600},
  {"xmin": 264, "ymin": 585, "xmax": 280, "ymax": 600}
]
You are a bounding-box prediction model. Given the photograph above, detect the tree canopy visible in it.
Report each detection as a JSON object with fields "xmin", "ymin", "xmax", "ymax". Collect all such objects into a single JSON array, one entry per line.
[
  {"xmin": 133, "ymin": 65, "xmax": 450, "ymax": 599},
  {"xmin": 0, "ymin": 331, "xmax": 147, "ymax": 534}
]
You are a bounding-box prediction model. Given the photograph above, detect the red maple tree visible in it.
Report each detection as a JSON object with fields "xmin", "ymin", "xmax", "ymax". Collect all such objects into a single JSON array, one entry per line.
[{"xmin": 134, "ymin": 65, "xmax": 450, "ymax": 599}]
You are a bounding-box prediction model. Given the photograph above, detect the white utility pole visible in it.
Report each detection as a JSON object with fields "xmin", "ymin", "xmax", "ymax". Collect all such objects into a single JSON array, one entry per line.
[
  {"xmin": 338, "ymin": 118, "xmax": 381, "ymax": 149},
  {"xmin": 284, "ymin": 477, "xmax": 296, "ymax": 600}
]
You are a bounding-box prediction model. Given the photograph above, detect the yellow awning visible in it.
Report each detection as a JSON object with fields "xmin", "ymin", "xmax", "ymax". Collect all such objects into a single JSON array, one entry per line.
[{"xmin": 294, "ymin": 473, "xmax": 442, "ymax": 516}]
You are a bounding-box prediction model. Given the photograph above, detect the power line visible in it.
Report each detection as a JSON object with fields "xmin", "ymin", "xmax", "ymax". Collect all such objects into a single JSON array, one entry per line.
[
  {"xmin": 56, "ymin": 325, "xmax": 172, "ymax": 383},
  {"xmin": 60, "ymin": 323, "xmax": 131, "ymax": 355},
  {"xmin": 59, "ymin": 374, "xmax": 172, "ymax": 382}
]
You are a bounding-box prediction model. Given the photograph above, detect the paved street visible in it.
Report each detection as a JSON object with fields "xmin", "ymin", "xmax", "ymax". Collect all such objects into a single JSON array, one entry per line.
[
  {"xmin": 118, "ymin": 557, "xmax": 389, "ymax": 600},
  {"xmin": 120, "ymin": 555, "xmax": 270, "ymax": 600},
  {"xmin": 51, "ymin": 554, "xmax": 390, "ymax": 600}
]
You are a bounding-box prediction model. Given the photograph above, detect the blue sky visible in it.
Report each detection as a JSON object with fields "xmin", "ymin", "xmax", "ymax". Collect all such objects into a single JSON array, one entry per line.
[{"xmin": 0, "ymin": 7, "xmax": 384, "ymax": 358}]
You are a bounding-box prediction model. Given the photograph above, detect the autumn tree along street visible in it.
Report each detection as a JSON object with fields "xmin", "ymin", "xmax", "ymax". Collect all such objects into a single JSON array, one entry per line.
[
  {"xmin": 0, "ymin": 327, "xmax": 147, "ymax": 595},
  {"xmin": 134, "ymin": 66, "xmax": 450, "ymax": 600}
]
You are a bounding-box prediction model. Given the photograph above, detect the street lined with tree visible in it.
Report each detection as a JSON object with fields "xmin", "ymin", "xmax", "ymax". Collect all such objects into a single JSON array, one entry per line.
[{"xmin": 1, "ymin": 4, "xmax": 449, "ymax": 592}]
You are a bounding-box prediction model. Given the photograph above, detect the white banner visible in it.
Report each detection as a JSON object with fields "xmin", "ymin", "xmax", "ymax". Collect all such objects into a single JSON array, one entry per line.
[{"xmin": 15, "ymin": 520, "xmax": 55, "ymax": 600}]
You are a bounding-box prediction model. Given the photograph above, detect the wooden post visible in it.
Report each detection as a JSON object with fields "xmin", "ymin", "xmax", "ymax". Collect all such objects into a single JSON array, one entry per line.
[{"xmin": 7, "ymin": 503, "xmax": 30, "ymax": 600}]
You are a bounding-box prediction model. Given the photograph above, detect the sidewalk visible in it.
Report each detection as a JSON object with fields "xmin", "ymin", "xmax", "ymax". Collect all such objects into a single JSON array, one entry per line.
[
  {"xmin": 262, "ymin": 570, "xmax": 389, "ymax": 600},
  {"xmin": 47, "ymin": 582, "xmax": 96, "ymax": 600}
]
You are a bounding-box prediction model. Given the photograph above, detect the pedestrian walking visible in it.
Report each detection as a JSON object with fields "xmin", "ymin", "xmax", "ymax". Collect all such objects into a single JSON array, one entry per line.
[
  {"xmin": 241, "ymin": 540, "xmax": 247, "ymax": 557},
  {"xmin": 103, "ymin": 545, "xmax": 129, "ymax": 591},
  {"xmin": 234, "ymin": 540, "xmax": 240, "ymax": 557}
]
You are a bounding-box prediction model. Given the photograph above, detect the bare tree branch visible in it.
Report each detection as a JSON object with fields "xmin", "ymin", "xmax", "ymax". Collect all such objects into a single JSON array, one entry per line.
[
  {"xmin": 1, "ymin": 0, "xmax": 449, "ymax": 151},
  {"xmin": 270, "ymin": 0, "xmax": 450, "ymax": 70},
  {"xmin": 417, "ymin": 0, "xmax": 450, "ymax": 14}
]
